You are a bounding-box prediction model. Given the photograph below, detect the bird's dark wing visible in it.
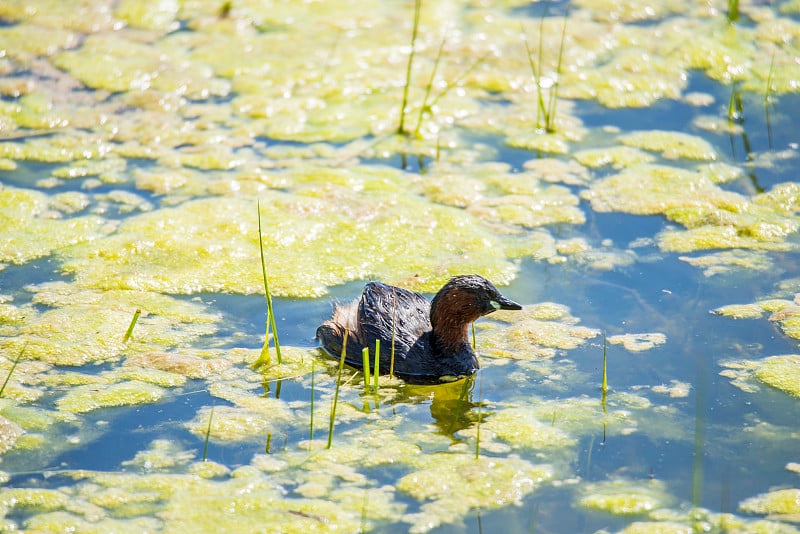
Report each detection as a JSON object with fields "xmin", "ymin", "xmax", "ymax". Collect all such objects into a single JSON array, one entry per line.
[{"xmin": 358, "ymin": 281, "xmax": 431, "ymax": 357}]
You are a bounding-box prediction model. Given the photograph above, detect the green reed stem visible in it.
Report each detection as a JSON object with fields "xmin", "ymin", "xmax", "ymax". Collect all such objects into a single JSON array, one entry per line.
[
  {"xmin": 413, "ymin": 32, "xmax": 447, "ymax": 138},
  {"xmin": 122, "ymin": 308, "xmax": 141, "ymax": 343},
  {"xmin": 522, "ymin": 26, "xmax": 547, "ymax": 131},
  {"xmin": 373, "ymin": 339, "xmax": 380, "ymax": 391},
  {"xmin": 361, "ymin": 347, "xmax": 371, "ymax": 391},
  {"xmin": 398, "ymin": 0, "xmax": 422, "ymax": 135},
  {"xmin": 202, "ymin": 405, "xmax": 214, "ymax": 462},
  {"xmin": 327, "ymin": 330, "xmax": 348, "ymax": 449},
  {"xmin": 257, "ymin": 200, "xmax": 281, "ymax": 365},
  {"xmin": 309, "ymin": 360, "xmax": 315, "ymax": 447},
  {"xmin": 0, "ymin": 343, "xmax": 26, "ymax": 398},
  {"xmin": 546, "ymin": 7, "xmax": 568, "ymax": 132},
  {"xmin": 727, "ymin": 82, "xmax": 744, "ymax": 124},
  {"xmin": 390, "ymin": 288, "xmax": 397, "ymax": 377},
  {"xmin": 536, "ymin": 8, "xmax": 547, "ymax": 127},
  {"xmin": 765, "ymin": 49, "xmax": 776, "ymax": 149},
  {"xmin": 727, "ymin": 0, "xmax": 739, "ymax": 22},
  {"xmin": 471, "ymin": 322, "xmax": 476, "ymax": 350}
]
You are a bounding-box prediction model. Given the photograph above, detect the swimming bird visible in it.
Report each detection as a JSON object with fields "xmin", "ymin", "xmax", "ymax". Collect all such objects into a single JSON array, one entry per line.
[{"xmin": 316, "ymin": 275, "xmax": 522, "ymax": 384}]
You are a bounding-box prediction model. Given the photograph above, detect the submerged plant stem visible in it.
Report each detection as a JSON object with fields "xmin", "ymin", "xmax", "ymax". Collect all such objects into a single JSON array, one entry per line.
[{"xmin": 475, "ymin": 372, "xmax": 483, "ymax": 459}]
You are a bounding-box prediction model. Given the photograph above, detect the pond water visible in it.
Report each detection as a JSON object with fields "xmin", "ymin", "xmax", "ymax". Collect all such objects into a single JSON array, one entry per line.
[{"xmin": 1, "ymin": 0, "xmax": 800, "ymax": 532}]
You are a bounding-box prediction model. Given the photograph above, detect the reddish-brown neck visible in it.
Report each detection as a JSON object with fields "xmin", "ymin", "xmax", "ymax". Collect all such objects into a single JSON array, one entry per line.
[{"xmin": 430, "ymin": 288, "xmax": 480, "ymax": 353}]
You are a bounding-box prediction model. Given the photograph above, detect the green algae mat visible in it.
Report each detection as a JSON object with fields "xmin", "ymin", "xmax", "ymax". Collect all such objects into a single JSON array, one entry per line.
[{"xmin": 1, "ymin": 0, "xmax": 800, "ymax": 532}]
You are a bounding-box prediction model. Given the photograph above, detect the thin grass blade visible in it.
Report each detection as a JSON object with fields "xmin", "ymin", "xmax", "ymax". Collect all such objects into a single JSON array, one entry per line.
[{"xmin": 327, "ymin": 330, "xmax": 348, "ymax": 449}]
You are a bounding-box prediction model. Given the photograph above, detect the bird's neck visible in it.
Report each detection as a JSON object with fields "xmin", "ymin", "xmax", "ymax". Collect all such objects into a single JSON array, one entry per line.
[{"xmin": 431, "ymin": 318, "xmax": 472, "ymax": 356}]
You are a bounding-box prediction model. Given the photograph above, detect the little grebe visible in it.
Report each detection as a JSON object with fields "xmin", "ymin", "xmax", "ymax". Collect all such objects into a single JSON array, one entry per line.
[{"xmin": 316, "ymin": 275, "xmax": 522, "ymax": 384}]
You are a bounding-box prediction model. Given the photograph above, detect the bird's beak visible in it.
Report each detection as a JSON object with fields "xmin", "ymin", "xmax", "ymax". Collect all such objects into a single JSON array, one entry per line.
[{"xmin": 490, "ymin": 294, "xmax": 522, "ymax": 311}]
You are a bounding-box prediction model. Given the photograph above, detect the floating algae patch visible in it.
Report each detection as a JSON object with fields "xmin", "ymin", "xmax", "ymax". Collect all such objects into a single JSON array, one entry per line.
[
  {"xmin": 573, "ymin": 145, "xmax": 657, "ymax": 169},
  {"xmin": 714, "ymin": 289, "xmax": 800, "ymax": 341},
  {"xmin": 124, "ymin": 350, "xmax": 232, "ymax": 380},
  {"xmin": 121, "ymin": 439, "xmax": 195, "ymax": 472},
  {"xmin": 721, "ymin": 353, "xmax": 800, "ymax": 398},
  {"xmin": 115, "ymin": 0, "xmax": 179, "ymax": 33},
  {"xmin": 64, "ymin": 462, "xmax": 400, "ymax": 532},
  {"xmin": 252, "ymin": 346, "xmax": 319, "ymax": 380},
  {"xmin": 0, "ymin": 184, "xmax": 113, "ymax": 265},
  {"xmin": 578, "ymin": 479, "xmax": 673, "ymax": 516},
  {"xmin": 608, "ymin": 332, "xmax": 667, "ymax": 352},
  {"xmin": 0, "ymin": 415, "xmax": 24, "ymax": 455},
  {"xmin": 651, "ymin": 380, "xmax": 692, "ymax": 398},
  {"xmin": 61, "ymin": 166, "xmax": 520, "ymax": 297},
  {"xmin": 155, "ymin": 468, "xmax": 381, "ymax": 533},
  {"xmin": 478, "ymin": 303, "xmax": 600, "ymax": 360},
  {"xmin": 753, "ymin": 356, "xmax": 800, "ymax": 398},
  {"xmin": 740, "ymin": 488, "xmax": 800, "ymax": 518},
  {"xmin": 56, "ymin": 380, "xmax": 166, "ymax": 413},
  {"xmin": 713, "ymin": 303, "xmax": 766, "ymax": 320},
  {"xmin": 478, "ymin": 406, "xmax": 577, "ymax": 450},
  {"xmin": 184, "ymin": 404, "xmax": 289, "ymax": 443},
  {"xmin": 0, "ymin": 487, "xmax": 70, "ymax": 517},
  {"xmin": 680, "ymin": 250, "xmax": 774, "ymax": 277},
  {"xmin": 22, "ymin": 512, "xmax": 162, "ymax": 533},
  {"xmin": 0, "ymin": 283, "xmax": 219, "ymax": 366},
  {"xmin": 581, "ymin": 164, "xmax": 800, "ymax": 255},
  {"xmin": 416, "ymin": 161, "xmax": 586, "ymax": 229},
  {"xmin": 618, "ymin": 130, "xmax": 717, "ymax": 161},
  {"xmin": 398, "ymin": 453, "xmax": 553, "ymax": 532},
  {"xmin": 52, "ymin": 33, "xmax": 228, "ymax": 98}
]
